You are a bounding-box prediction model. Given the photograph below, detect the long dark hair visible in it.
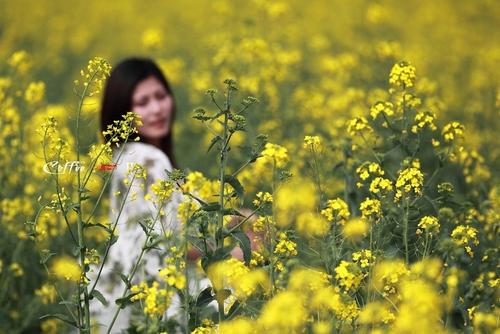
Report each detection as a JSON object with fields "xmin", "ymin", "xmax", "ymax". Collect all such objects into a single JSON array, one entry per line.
[{"xmin": 100, "ymin": 57, "xmax": 177, "ymax": 168}]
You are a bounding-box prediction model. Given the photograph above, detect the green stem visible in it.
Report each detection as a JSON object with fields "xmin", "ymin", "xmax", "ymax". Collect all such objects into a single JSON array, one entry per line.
[{"xmin": 403, "ymin": 198, "xmax": 409, "ymax": 264}]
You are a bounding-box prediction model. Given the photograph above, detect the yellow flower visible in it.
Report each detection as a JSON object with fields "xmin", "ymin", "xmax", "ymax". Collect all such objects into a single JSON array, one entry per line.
[
  {"xmin": 369, "ymin": 177, "xmax": 394, "ymax": 195},
  {"xmin": 389, "ymin": 61, "xmax": 416, "ymax": 88},
  {"xmin": 258, "ymin": 291, "xmax": 307, "ymax": 333},
  {"xmin": 303, "ymin": 135, "xmax": 322, "ymax": 151},
  {"xmin": 74, "ymin": 56, "xmax": 112, "ymax": 97},
  {"xmin": 360, "ymin": 198, "xmax": 382, "ymax": 221},
  {"xmin": 370, "ymin": 101, "xmax": 394, "ymax": 119},
  {"xmin": 347, "ymin": 116, "xmax": 372, "ymax": 137},
  {"xmin": 342, "ymin": 218, "xmax": 369, "ymax": 241},
  {"xmin": 352, "ymin": 249, "xmax": 376, "ymax": 268},
  {"xmin": 395, "ymin": 167, "xmax": 424, "ymax": 201},
  {"xmin": 335, "ymin": 260, "xmax": 364, "ymax": 292},
  {"xmin": 51, "ymin": 256, "xmax": 81, "ymax": 282},
  {"xmin": 416, "ymin": 216, "xmax": 440, "ymax": 237},
  {"xmin": 253, "ymin": 191, "xmax": 273, "ymax": 206},
  {"xmin": 159, "ymin": 265, "xmax": 186, "ymax": 290},
  {"xmin": 9, "ymin": 262, "xmax": 24, "ymax": 277},
  {"xmin": 295, "ymin": 212, "xmax": 329, "ymax": 237},
  {"xmin": 261, "ymin": 142, "xmax": 289, "ymax": 168},
  {"xmin": 24, "ymin": 81, "xmax": 45, "ymax": 105},
  {"xmin": 321, "ymin": 198, "xmax": 350, "ymax": 225},
  {"xmin": 142, "ymin": 28, "xmax": 163, "ymax": 49},
  {"xmin": 442, "ymin": 121, "xmax": 465, "ymax": 143},
  {"xmin": 451, "ymin": 225, "xmax": 479, "ymax": 257},
  {"xmin": 274, "ymin": 232, "xmax": 298, "ymax": 257},
  {"xmin": 35, "ymin": 283, "xmax": 56, "ymax": 304}
]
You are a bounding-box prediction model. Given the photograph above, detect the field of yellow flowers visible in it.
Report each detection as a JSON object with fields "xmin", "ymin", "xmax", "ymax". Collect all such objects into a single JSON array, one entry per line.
[{"xmin": 0, "ymin": 1, "xmax": 498, "ymax": 333}]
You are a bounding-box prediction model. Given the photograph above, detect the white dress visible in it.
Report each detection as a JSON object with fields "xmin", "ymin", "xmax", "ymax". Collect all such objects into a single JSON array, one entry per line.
[{"xmin": 89, "ymin": 142, "xmax": 184, "ymax": 333}]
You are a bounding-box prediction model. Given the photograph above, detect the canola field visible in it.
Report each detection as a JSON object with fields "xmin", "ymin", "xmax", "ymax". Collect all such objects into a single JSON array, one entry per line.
[{"xmin": 0, "ymin": 1, "xmax": 498, "ymax": 333}]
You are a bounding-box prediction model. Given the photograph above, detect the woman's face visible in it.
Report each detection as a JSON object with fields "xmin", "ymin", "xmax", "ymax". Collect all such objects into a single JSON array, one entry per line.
[{"xmin": 131, "ymin": 75, "xmax": 173, "ymax": 144}]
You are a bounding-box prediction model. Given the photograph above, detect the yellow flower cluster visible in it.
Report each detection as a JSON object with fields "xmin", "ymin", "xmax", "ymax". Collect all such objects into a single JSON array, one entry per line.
[
  {"xmin": 358, "ymin": 301, "xmax": 395, "ymax": 325},
  {"xmin": 369, "ymin": 176, "xmax": 394, "ymax": 195},
  {"xmin": 8, "ymin": 50, "xmax": 31, "ymax": 74},
  {"xmin": 370, "ymin": 101, "xmax": 394, "ymax": 119},
  {"xmin": 50, "ymin": 256, "xmax": 81, "ymax": 282},
  {"xmin": 295, "ymin": 212, "xmax": 329, "ymax": 237},
  {"xmin": 35, "ymin": 283, "xmax": 56, "ymax": 304},
  {"xmin": 275, "ymin": 179, "xmax": 317, "ymax": 227},
  {"xmin": 253, "ymin": 191, "xmax": 273, "ymax": 206},
  {"xmin": 88, "ymin": 142, "xmax": 113, "ymax": 168},
  {"xmin": 360, "ymin": 197, "xmax": 382, "ymax": 221},
  {"xmin": 261, "ymin": 142, "xmax": 289, "ymax": 168},
  {"xmin": 102, "ymin": 111, "xmax": 142, "ymax": 144},
  {"xmin": 389, "ymin": 61, "xmax": 416, "ymax": 88},
  {"xmin": 252, "ymin": 215, "xmax": 273, "ymax": 233},
  {"xmin": 158, "ymin": 264, "xmax": 186, "ymax": 290},
  {"xmin": 142, "ymin": 28, "xmax": 163, "ymax": 49},
  {"xmin": 335, "ymin": 260, "xmax": 365, "ymax": 292},
  {"xmin": 74, "ymin": 56, "xmax": 112, "ymax": 97},
  {"xmin": 442, "ymin": 121, "xmax": 465, "ymax": 143},
  {"xmin": 303, "ymin": 135, "xmax": 322, "ymax": 151},
  {"xmin": 287, "ymin": 267, "xmax": 332, "ymax": 294},
  {"xmin": 451, "ymin": 225, "xmax": 479, "ymax": 257},
  {"xmin": 83, "ymin": 248, "xmax": 100, "ymax": 265},
  {"xmin": 395, "ymin": 167, "xmax": 424, "ymax": 200},
  {"xmin": 207, "ymin": 258, "xmax": 270, "ymax": 300},
  {"xmin": 416, "ymin": 216, "xmax": 440, "ymax": 237},
  {"xmin": 130, "ymin": 281, "xmax": 173, "ymax": 317},
  {"xmin": 356, "ymin": 162, "xmax": 385, "ymax": 187},
  {"xmin": 149, "ymin": 179, "xmax": 175, "ymax": 204},
  {"xmin": 321, "ymin": 198, "xmax": 350, "ymax": 225},
  {"xmin": 347, "ymin": 116, "xmax": 372, "ymax": 137},
  {"xmin": 342, "ymin": 218, "xmax": 369, "ymax": 241},
  {"xmin": 274, "ymin": 232, "xmax": 298, "ymax": 257},
  {"xmin": 352, "ymin": 249, "xmax": 376, "ymax": 268},
  {"xmin": 24, "ymin": 81, "xmax": 45, "ymax": 105},
  {"xmin": 9, "ymin": 262, "xmax": 24, "ymax": 277},
  {"xmin": 412, "ymin": 110, "xmax": 437, "ymax": 133},
  {"xmin": 371, "ymin": 259, "xmax": 410, "ymax": 298}
]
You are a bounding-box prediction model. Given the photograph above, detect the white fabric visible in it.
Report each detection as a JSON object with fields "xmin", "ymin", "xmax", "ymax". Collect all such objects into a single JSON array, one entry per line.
[{"xmin": 89, "ymin": 142, "xmax": 185, "ymax": 333}]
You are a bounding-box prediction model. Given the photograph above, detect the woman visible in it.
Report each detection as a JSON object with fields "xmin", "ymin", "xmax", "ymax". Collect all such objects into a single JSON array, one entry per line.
[{"xmin": 92, "ymin": 57, "xmax": 185, "ymax": 333}]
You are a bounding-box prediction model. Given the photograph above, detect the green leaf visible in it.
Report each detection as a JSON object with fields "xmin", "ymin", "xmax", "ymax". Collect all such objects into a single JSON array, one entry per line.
[
  {"xmin": 40, "ymin": 250, "xmax": 56, "ymax": 264},
  {"xmin": 201, "ymin": 246, "xmax": 233, "ymax": 272},
  {"xmin": 226, "ymin": 300, "xmax": 242, "ymax": 320},
  {"xmin": 115, "ymin": 292, "xmax": 139, "ymax": 309},
  {"xmin": 207, "ymin": 136, "xmax": 222, "ymax": 153},
  {"xmin": 224, "ymin": 175, "xmax": 244, "ymax": 199},
  {"xmin": 222, "ymin": 208, "xmax": 244, "ymax": 217},
  {"xmin": 195, "ymin": 287, "xmax": 214, "ymax": 308},
  {"xmin": 109, "ymin": 234, "xmax": 119, "ymax": 246},
  {"xmin": 39, "ymin": 314, "xmax": 77, "ymax": 327},
  {"xmin": 91, "ymin": 289, "xmax": 109, "ymax": 306},
  {"xmin": 138, "ymin": 220, "xmax": 150, "ymax": 235},
  {"xmin": 84, "ymin": 222, "xmax": 112, "ymax": 233},
  {"xmin": 230, "ymin": 231, "xmax": 251, "ymax": 265},
  {"xmin": 116, "ymin": 272, "xmax": 131, "ymax": 288},
  {"xmin": 202, "ymin": 202, "xmax": 221, "ymax": 212}
]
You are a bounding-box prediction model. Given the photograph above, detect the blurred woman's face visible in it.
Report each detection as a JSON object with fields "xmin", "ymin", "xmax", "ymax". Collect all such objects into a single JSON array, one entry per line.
[{"xmin": 131, "ymin": 75, "xmax": 173, "ymax": 145}]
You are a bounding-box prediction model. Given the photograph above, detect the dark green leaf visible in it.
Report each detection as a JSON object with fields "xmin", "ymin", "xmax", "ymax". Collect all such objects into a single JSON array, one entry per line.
[
  {"xmin": 91, "ymin": 289, "xmax": 109, "ymax": 306},
  {"xmin": 195, "ymin": 287, "xmax": 214, "ymax": 308},
  {"xmin": 117, "ymin": 272, "xmax": 131, "ymax": 288},
  {"xmin": 40, "ymin": 250, "xmax": 56, "ymax": 264},
  {"xmin": 207, "ymin": 136, "xmax": 222, "ymax": 153},
  {"xmin": 39, "ymin": 314, "xmax": 77, "ymax": 327},
  {"xmin": 224, "ymin": 175, "xmax": 244, "ymax": 198},
  {"xmin": 230, "ymin": 231, "xmax": 251, "ymax": 265},
  {"xmin": 202, "ymin": 202, "xmax": 221, "ymax": 212}
]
